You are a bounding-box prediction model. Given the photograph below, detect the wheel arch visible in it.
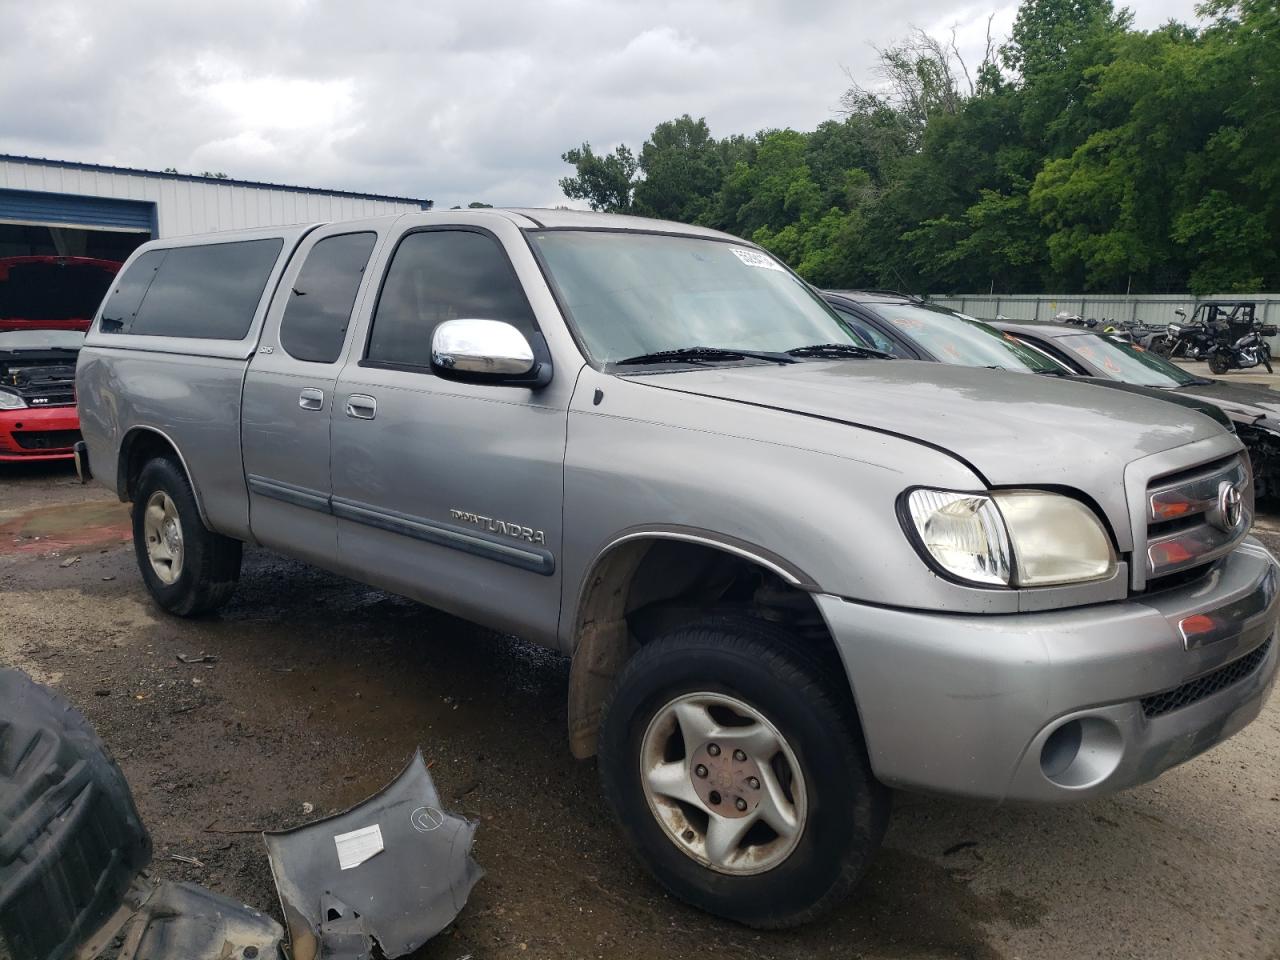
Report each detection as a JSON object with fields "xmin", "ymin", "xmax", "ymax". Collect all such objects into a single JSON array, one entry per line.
[
  {"xmin": 566, "ymin": 528, "xmax": 834, "ymax": 759},
  {"xmin": 117, "ymin": 426, "xmax": 211, "ymax": 527}
]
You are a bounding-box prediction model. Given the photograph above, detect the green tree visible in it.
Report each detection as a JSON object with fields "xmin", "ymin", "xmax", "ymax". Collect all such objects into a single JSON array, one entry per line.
[
  {"xmin": 559, "ymin": 142, "xmax": 639, "ymax": 213},
  {"xmin": 556, "ymin": 1, "xmax": 1280, "ymax": 294},
  {"xmin": 632, "ymin": 115, "xmax": 725, "ymax": 223}
]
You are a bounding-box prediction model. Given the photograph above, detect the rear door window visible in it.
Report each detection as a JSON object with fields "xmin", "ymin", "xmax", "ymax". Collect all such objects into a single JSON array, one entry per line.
[
  {"xmin": 99, "ymin": 251, "xmax": 165, "ymax": 333},
  {"xmin": 124, "ymin": 239, "xmax": 283, "ymax": 340},
  {"xmin": 365, "ymin": 230, "xmax": 536, "ymax": 370},
  {"xmin": 280, "ymin": 232, "xmax": 377, "ymax": 363}
]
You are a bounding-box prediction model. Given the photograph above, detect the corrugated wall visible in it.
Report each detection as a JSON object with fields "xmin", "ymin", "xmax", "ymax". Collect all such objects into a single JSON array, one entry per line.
[
  {"xmin": 929, "ymin": 293, "xmax": 1280, "ymax": 328},
  {"xmin": 0, "ymin": 158, "xmax": 428, "ymax": 237}
]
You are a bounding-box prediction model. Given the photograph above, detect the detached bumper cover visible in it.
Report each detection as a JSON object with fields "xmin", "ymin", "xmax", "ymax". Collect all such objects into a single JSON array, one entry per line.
[
  {"xmin": 265, "ymin": 751, "xmax": 483, "ymax": 959},
  {"xmin": 0, "ymin": 406, "xmax": 81, "ymax": 461},
  {"xmin": 819, "ymin": 539, "xmax": 1279, "ymax": 802}
]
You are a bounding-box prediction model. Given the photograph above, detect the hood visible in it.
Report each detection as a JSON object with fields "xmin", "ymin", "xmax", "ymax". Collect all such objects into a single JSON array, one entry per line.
[
  {"xmin": 0, "ymin": 256, "xmax": 121, "ymax": 332},
  {"xmin": 1173, "ymin": 378, "xmax": 1280, "ymax": 425},
  {"xmin": 1074, "ymin": 377, "xmax": 1234, "ymax": 432},
  {"xmin": 633, "ymin": 360, "xmax": 1227, "ymax": 486}
]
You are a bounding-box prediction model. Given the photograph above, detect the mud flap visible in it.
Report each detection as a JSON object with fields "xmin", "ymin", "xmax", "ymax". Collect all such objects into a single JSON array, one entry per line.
[{"xmin": 264, "ymin": 751, "xmax": 482, "ymax": 960}]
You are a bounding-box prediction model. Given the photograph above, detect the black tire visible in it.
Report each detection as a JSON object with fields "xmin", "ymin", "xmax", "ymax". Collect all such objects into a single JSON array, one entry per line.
[
  {"xmin": 1208, "ymin": 352, "xmax": 1231, "ymax": 375},
  {"xmin": 131, "ymin": 457, "xmax": 241, "ymax": 616},
  {"xmin": 598, "ymin": 616, "xmax": 889, "ymax": 929}
]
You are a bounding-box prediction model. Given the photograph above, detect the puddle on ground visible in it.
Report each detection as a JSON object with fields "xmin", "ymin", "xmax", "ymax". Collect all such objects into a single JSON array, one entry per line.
[{"xmin": 0, "ymin": 500, "xmax": 132, "ymax": 556}]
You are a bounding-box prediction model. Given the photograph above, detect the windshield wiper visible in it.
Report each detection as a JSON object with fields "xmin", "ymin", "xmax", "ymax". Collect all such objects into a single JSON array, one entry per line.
[
  {"xmin": 615, "ymin": 346, "xmax": 797, "ymax": 366},
  {"xmin": 785, "ymin": 343, "xmax": 893, "ymax": 360},
  {"xmin": 1033, "ymin": 368, "xmax": 1073, "ymax": 377}
]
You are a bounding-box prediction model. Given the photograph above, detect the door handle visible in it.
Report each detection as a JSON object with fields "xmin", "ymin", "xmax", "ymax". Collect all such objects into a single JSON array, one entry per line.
[
  {"xmin": 298, "ymin": 388, "xmax": 325, "ymax": 411},
  {"xmin": 345, "ymin": 394, "xmax": 377, "ymax": 420}
]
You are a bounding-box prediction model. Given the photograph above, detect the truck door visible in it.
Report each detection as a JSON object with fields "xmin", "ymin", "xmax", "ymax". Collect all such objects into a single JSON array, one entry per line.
[
  {"xmin": 329, "ymin": 225, "xmax": 569, "ymax": 644},
  {"xmin": 242, "ymin": 225, "xmax": 382, "ymax": 566}
]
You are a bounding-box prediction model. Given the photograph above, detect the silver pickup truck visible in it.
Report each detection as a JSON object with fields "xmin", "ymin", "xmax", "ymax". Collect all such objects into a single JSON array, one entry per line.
[{"xmin": 75, "ymin": 209, "xmax": 1279, "ymax": 928}]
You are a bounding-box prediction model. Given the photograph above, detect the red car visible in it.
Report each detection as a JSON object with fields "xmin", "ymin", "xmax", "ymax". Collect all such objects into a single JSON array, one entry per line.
[{"xmin": 0, "ymin": 256, "xmax": 122, "ymax": 461}]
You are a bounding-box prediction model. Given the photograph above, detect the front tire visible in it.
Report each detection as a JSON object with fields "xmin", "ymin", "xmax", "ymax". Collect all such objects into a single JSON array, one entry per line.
[
  {"xmin": 131, "ymin": 458, "xmax": 241, "ymax": 616},
  {"xmin": 597, "ymin": 617, "xmax": 888, "ymax": 929}
]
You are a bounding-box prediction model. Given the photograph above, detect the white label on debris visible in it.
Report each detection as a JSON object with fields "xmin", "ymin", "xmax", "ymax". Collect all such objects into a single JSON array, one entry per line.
[
  {"xmin": 729, "ymin": 247, "xmax": 784, "ymax": 271},
  {"xmin": 334, "ymin": 824, "xmax": 384, "ymax": 870}
]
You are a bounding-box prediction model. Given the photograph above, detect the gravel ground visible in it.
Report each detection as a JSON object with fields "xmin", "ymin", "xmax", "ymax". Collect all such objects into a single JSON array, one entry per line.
[{"xmin": 2, "ymin": 460, "xmax": 1278, "ymax": 960}]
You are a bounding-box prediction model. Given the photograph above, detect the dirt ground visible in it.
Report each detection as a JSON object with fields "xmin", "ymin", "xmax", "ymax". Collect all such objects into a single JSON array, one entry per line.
[{"xmin": 2, "ymin": 460, "xmax": 1279, "ymax": 960}]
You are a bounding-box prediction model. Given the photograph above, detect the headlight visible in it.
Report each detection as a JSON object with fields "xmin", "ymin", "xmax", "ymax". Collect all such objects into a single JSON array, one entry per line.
[
  {"xmin": 904, "ymin": 488, "xmax": 1116, "ymax": 588},
  {"xmin": 0, "ymin": 389, "xmax": 26, "ymax": 410},
  {"xmin": 905, "ymin": 489, "xmax": 1012, "ymax": 585}
]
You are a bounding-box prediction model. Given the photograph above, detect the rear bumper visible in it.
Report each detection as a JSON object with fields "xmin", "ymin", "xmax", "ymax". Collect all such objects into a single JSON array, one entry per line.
[
  {"xmin": 0, "ymin": 406, "xmax": 81, "ymax": 461},
  {"xmin": 817, "ymin": 539, "xmax": 1279, "ymax": 802}
]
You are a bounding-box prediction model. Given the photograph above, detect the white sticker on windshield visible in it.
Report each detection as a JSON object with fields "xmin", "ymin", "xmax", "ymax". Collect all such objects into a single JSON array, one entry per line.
[{"xmin": 729, "ymin": 247, "xmax": 784, "ymax": 272}]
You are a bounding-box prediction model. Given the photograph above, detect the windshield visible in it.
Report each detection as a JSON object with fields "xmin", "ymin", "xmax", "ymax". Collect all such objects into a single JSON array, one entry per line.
[
  {"xmin": 530, "ymin": 231, "xmax": 862, "ymax": 364},
  {"xmin": 865, "ymin": 303, "xmax": 1063, "ymax": 373},
  {"xmin": 1055, "ymin": 333, "xmax": 1200, "ymax": 387},
  {"xmin": 0, "ymin": 329, "xmax": 85, "ymax": 350}
]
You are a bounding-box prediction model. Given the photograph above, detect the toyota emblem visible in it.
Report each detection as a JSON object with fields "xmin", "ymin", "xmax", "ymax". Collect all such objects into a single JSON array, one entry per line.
[{"xmin": 1215, "ymin": 481, "xmax": 1243, "ymax": 531}]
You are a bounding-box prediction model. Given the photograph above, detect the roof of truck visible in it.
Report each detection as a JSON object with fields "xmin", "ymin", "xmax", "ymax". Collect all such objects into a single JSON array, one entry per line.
[
  {"xmin": 478, "ymin": 207, "xmax": 739, "ymax": 240},
  {"xmin": 119, "ymin": 209, "xmax": 745, "ymax": 248}
]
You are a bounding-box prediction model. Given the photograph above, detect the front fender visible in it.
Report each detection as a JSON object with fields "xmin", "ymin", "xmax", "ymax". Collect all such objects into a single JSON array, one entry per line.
[{"xmin": 557, "ymin": 368, "xmax": 1005, "ymax": 651}]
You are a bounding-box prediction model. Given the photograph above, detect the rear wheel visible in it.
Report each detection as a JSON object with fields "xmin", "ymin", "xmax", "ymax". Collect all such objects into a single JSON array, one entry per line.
[
  {"xmin": 598, "ymin": 617, "xmax": 888, "ymax": 928},
  {"xmin": 1208, "ymin": 352, "xmax": 1231, "ymax": 375},
  {"xmin": 132, "ymin": 458, "xmax": 241, "ymax": 616}
]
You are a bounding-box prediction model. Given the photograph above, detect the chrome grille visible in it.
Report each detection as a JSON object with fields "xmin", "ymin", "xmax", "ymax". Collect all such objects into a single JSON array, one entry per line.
[{"xmin": 1143, "ymin": 454, "xmax": 1252, "ymax": 586}]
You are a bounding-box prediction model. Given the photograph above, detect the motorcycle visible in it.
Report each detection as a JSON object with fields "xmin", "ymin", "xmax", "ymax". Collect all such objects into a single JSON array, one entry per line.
[
  {"xmin": 1155, "ymin": 309, "xmax": 1217, "ymax": 360},
  {"xmin": 1206, "ymin": 328, "xmax": 1274, "ymax": 374}
]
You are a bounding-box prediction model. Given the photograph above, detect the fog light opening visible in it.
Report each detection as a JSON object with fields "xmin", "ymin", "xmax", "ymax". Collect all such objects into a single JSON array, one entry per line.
[{"xmin": 1039, "ymin": 717, "xmax": 1123, "ymax": 789}]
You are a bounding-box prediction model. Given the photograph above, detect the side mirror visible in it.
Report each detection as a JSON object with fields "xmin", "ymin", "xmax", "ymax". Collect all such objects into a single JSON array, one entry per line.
[
  {"xmin": 1175, "ymin": 309, "xmax": 1186, "ymax": 319},
  {"xmin": 431, "ymin": 319, "xmax": 552, "ymax": 388}
]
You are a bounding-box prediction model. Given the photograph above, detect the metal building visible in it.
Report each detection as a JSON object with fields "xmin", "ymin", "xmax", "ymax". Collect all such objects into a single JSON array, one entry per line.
[{"xmin": 0, "ymin": 154, "xmax": 432, "ymax": 261}]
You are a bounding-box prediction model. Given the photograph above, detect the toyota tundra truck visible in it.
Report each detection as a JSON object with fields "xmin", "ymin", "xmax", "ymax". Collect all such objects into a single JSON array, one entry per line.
[{"xmin": 74, "ymin": 210, "xmax": 1279, "ymax": 928}]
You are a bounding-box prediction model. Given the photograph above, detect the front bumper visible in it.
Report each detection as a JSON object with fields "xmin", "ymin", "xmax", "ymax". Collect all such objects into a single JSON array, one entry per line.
[
  {"xmin": 817, "ymin": 538, "xmax": 1279, "ymax": 802},
  {"xmin": 0, "ymin": 405, "xmax": 81, "ymax": 461}
]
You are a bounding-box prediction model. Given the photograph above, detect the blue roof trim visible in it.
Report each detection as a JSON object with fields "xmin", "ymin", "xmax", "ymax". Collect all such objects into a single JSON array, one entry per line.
[{"xmin": 0, "ymin": 154, "xmax": 432, "ymax": 209}]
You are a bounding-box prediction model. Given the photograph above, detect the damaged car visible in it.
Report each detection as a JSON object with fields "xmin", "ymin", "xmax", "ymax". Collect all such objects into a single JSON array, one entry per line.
[
  {"xmin": 0, "ymin": 668, "xmax": 481, "ymax": 960},
  {"xmin": 993, "ymin": 319, "xmax": 1280, "ymax": 500},
  {"xmin": 0, "ymin": 329, "xmax": 84, "ymax": 462}
]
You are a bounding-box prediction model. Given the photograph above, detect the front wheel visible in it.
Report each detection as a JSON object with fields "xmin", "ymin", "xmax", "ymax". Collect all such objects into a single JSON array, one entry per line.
[
  {"xmin": 132, "ymin": 458, "xmax": 242, "ymax": 616},
  {"xmin": 598, "ymin": 617, "xmax": 889, "ymax": 929}
]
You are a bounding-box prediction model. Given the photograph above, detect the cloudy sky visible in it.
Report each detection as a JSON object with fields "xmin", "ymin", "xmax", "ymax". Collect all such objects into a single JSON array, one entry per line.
[{"xmin": 0, "ymin": 0, "xmax": 1201, "ymax": 208}]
